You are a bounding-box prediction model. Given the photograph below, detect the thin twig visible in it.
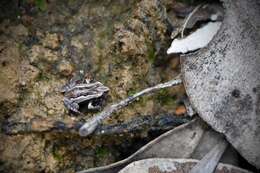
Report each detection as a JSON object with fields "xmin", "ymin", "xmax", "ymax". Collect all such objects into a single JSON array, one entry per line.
[
  {"xmin": 79, "ymin": 76, "xmax": 182, "ymax": 136},
  {"xmin": 181, "ymin": 4, "xmax": 202, "ymax": 38}
]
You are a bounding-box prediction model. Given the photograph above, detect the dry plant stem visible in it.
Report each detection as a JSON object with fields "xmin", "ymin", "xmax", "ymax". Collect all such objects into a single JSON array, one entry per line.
[
  {"xmin": 181, "ymin": 4, "xmax": 202, "ymax": 38},
  {"xmin": 79, "ymin": 76, "xmax": 182, "ymax": 136}
]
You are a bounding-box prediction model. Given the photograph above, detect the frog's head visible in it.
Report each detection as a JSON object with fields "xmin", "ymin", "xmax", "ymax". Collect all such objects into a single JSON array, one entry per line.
[{"xmin": 84, "ymin": 73, "xmax": 94, "ymax": 84}]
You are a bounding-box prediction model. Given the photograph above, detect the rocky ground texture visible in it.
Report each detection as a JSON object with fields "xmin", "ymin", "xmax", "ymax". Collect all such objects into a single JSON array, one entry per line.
[{"xmin": 0, "ymin": 0, "xmax": 187, "ymax": 172}]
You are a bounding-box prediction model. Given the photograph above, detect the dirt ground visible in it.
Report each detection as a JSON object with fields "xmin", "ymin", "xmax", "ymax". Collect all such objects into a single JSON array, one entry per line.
[{"xmin": 0, "ymin": 0, "xmax": 188, "ymax": 172}]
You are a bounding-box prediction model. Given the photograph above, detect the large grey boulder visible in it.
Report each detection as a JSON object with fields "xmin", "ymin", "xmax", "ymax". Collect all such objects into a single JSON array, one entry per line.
[{"xmin": 181, "ymin": 0, "xmax": 260, "ymax": 168}]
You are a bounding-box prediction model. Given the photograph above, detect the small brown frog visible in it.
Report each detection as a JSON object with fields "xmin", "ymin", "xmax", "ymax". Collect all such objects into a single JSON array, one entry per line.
[{"xmin": 61, "ymin": 74, "xmax": 109, "ymax": 115}]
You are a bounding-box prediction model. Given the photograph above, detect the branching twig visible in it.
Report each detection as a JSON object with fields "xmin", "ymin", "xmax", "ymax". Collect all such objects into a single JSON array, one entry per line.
[
  {"xmin": 181, "ymin": 4, "xmax": 202, "ymax": 38},
  {"xmin": 79, "ymin": 76, "xmax": 182, "ymax": 136}
]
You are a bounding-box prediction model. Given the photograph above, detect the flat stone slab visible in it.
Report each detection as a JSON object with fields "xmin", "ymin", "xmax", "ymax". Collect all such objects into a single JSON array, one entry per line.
[{"xmin": 119, "ymin": 158, "xmax": 252, "ymax": 173}]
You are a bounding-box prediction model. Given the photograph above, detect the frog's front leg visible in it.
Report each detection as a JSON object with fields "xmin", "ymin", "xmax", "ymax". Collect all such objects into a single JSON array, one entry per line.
[
  {"xmin": 64, "ymin": 98, "xmax": 82, "ymax": 114},
  {"xmin": 87, "ymin": 101, "xmax": 101, "ymax": 110}
]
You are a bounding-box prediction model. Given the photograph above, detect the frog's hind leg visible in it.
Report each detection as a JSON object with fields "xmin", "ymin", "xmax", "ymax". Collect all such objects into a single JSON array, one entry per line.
[{"xmin": 64, "ymin": 98, "xmax": 83, "ymax": 115}]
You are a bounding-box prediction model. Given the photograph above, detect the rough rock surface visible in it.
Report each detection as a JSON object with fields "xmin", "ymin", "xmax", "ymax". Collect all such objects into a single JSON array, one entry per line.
[{"xmin": 0, "ymin": 0, "xmax": 185, "ymax": 172}]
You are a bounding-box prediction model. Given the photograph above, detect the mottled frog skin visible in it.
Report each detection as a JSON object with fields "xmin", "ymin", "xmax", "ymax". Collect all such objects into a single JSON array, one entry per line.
[{"xmin": 61, "ymin": 75, "xmax": 109, "ymax": 114}]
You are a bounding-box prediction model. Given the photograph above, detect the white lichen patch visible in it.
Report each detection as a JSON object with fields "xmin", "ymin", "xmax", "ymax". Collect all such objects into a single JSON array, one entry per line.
[{"xmin": 167, "ymin": 22, "xmax": 222, "ymax": 54}]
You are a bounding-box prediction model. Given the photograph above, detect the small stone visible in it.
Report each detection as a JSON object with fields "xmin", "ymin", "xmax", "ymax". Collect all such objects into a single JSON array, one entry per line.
[
  {"xmin": 43, "ymin": 92, "xmax": 65, "ymax": 116},
  {"xmin": 42, "ymin": 33, "xmax": 62, "ymax": 49},
  {"xmin": 170, "ymin": 57, "xmax": 180, "ymax": 70},
  {"xmin": 42, "ymin": 107, "xmax": 47, "ymax": 112},
  {"xmin": 48, "ymin": 109, "xmax": 55, "ymax": 115},
  {"xmin": 71, "ymin": 37, "xmax": 84, "ymax": 50},
  {"xmin": 20, "ymin": 81, "xmax": 26, "ymax": 86},
  {"xmin": 61, "ymin": 46, "xmax": 69, "ymax": 57},
  {"xmin": 57, "ymin": 60, "xmax": 74, "ymax": 76},
  {"xmin": 29, "ymin": 45, "xmax": 59, "ymax": 63},
  {"xmin": 12, "ymin": 24, "xmax": 28, "ymax": 37},
  {"xmin": 79, "ymin": 70, "xmax": 84, "ymax": 74},
  {"xmin": 114, "ymin": 29, "xmax": 147, "ymax": 56},
  {"xmin": 175, "ymin": 105, "xmax": 187, "ymax": 116},
  {"xmin": 19, "ymin": 60, "xmax": 40, "ymax": 86},
  {"xmin": 36, "ymin": 31, "xmax": 44, "ymax": 38},
  {"xmin": 68, "ymin": 24, "xmax": 76, "ymax": 33},
  {"xmin": 40, "ymin": 92, "xmax": 45, "ymax": 98}
]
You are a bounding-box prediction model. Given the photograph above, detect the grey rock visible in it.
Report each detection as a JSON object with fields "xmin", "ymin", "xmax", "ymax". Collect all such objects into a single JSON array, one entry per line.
[{"xmin": 181, "ymin": 0, "xmax": 260, "ymax": 168}]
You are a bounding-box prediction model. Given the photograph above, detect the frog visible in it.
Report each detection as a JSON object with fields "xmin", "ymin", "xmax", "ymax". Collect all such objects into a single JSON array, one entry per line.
[{"xmin": 60, "ymin": 74, "xmax": 109, "ymax": 115}]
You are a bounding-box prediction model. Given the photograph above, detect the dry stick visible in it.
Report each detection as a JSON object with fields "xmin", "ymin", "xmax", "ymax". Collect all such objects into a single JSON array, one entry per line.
[
  {"xmin": 181, "ymin": 4, "xmax": 202, "ymax": 38},
  {"xmin": 79, "ymin": 76, "xmax": 182, "ymax": 136},
  {"xmin": 3, "ymin": 114, "xmax": 190, "ymax": 135}
]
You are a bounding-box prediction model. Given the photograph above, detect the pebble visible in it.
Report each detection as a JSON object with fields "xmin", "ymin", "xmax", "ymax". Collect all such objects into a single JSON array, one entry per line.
[{"xmin": 57, "ymin": 60, "xmax": 74, "ymax": 76}]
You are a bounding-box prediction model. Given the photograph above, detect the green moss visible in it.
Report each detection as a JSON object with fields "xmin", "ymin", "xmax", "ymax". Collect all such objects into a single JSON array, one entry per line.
[
  {"xmin": 17, "ymin": 43, "xmax": 24, "ymax": 51},
  {"xmin": 138, "ymin": 95, "xmax": 151, "ymax": 107},
  {"xmin": 68, "ymin": 0, "xmax": 76, "ymax": 5},
  {"xmin": 36, "ymin": 72, "xmax": 50, "ymax": 81},
  {"xmin": 35, "ymin": 0, "xmax": 47, "ymax": 11},
  {"xmin": 97, "ymin": 19, "xmax": 114, "ymax": 39},
  {"xmin": 95, "ymin": 147, "xmax": 109, "ymax": 158},
  {"xmin": 22, "ymin": 0, "xmax": 47, "ymax": 11},
  {"xmin": 156, "ymin": 89, "xmax": 177, "ymax": 106},
  {"xmin": 52, "ymin": 148, "xmax": 63, "ymax": 161},
  {"xmin": 127, "ymin": 88, "xmax": 137, "ymax": 96},
  {"xmin": 96, "ymin": 39, "xmax": 104, "ymax": 49},
  {"xmin": 147, "ymin": 43, "xmax": 156, "ymax": 63}
]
